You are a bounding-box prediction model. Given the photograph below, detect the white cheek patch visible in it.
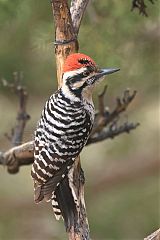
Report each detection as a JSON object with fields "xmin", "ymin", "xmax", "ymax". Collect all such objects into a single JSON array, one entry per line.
[
  {"xmin": 62, "ymin": 84, "xmax": 78, "ymax": 101},
  {"xmin": 71, "ymin": 80, "xmax": 86, "ymax": 90}
]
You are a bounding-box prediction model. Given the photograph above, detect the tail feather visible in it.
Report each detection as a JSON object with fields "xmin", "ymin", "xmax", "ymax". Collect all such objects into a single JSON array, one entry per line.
[
  {"xmin": 52, "ymin": 194, "xmax": 62, "ymax": 220},
  {"xmin": 33, "ymin": 166, "xmax": 79, "ymax": 231},
  {"xmin": 32, "ymin": 160, "xmax": 73, "ymax": 204},
  {"xmin": 34, "ymin": 182, "xmax": 44, "ymax": 203},
  {"xmin": 55, "ymin": 175, "xmax": 78, "ymax": 231}
]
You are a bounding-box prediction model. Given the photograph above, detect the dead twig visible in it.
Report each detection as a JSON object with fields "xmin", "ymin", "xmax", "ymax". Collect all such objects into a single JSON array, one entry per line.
[
  {"xmin": 90, "ymin": 87, "xmax": 138, "ymax": 136},
  {"xmin": 70, "ymin": 0, "xmax": 90, "ymax": 35},
  {"xmin": 87, "ymin": 121, "xmax": 140, "ymax": 145},
  {"xmin": 131, "ymin": 0, "xmax": 156, "ymax": 17},
  {"xmin": 1, "ymin": 72, "xmax": 30, "ymax": 146}
]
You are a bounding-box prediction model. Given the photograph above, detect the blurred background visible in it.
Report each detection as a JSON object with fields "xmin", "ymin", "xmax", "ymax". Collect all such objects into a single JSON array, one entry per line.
[{"xmin": 0, "ymin": 1, "xmax": 159, "ymax": 239}]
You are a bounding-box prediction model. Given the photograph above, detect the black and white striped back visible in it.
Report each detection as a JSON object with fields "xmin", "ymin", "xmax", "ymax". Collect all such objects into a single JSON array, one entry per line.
[{"xmin": 31, "ymin": 88, "xmax": 94, "ymax": 227}]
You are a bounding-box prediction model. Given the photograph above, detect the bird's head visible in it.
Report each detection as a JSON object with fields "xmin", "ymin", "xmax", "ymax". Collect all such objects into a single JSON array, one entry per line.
[{"xmin": 62, "ymin": 53, "xmax": 119, "ymax": 102}]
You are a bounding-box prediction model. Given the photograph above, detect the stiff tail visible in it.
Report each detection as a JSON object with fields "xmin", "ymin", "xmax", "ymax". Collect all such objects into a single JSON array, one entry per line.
[
  {"xmin": 33, "ymin": 164, "xmax": 80, "ymax": 231},
  {"xmin": 51, "ymin": 193, "xmax": 62, "ymax": 220},
  {"xmin": 54, "ymin": 174, "xmax": 79, "ymax": 231}
]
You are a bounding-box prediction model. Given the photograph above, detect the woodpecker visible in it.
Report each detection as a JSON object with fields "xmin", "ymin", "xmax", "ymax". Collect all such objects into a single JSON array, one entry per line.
[{"xmin": 31, "ymin": 53, "xmax": 119, "ymax": 230}]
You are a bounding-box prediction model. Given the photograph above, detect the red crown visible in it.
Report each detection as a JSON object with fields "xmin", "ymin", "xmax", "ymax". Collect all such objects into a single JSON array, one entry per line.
[{"xmin": 63, "ymin": 53, "xmax": 96, "ymax": 73}]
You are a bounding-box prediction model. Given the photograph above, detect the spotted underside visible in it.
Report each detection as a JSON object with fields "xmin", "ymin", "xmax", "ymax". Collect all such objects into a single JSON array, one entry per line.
[{"xmin": 31, "ymin": 88, "xmax": 94, "ymax": 222}]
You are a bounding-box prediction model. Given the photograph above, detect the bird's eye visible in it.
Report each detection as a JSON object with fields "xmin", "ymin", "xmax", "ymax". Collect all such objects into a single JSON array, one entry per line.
[{"xmin": 83, "ymin": 71, "xmax": 90, "ymax": 77}]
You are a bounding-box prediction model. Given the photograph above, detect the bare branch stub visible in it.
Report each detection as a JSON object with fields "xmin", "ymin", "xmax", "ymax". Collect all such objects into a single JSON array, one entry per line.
[
  {"xmin": 2, "ymin": 72, "xmax": 30, "ymax": 147},
  {"xmin": 106, "ymin": 89, "xmax": 137, "ymax": 125},
  {"xmin": 87, "ymin": 122, "xmax": 140, "ymax": 145},
  {"xmin": 86, "ymin": 87, "xmax": 139, "ymax": 145}
]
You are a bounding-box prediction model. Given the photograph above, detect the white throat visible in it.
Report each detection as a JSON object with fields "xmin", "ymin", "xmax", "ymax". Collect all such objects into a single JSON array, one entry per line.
[{"xmin": 61, "ymin": 84, "xmax": 80, "ymax": 102}]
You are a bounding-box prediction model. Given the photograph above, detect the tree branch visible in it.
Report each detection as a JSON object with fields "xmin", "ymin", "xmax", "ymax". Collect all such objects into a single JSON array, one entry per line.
[
  {"xmin": 2, "ymin": 72, "xmax": 30, "ymax": 146},
  {"xmin": 87, "ymin": 121, "xmax": 140, "ymax": 145},
  {"xmin": 0, "ymin": 141, "xmax": 34, "ymax": 174},
  {"xmin": 144, "ymin": 228, "xmax": 160, "ymax": 240},
  {"xmin": 89, "ymin": 87, "xmax": 138, "ymax": 137},
  {"xmin": 51, "ymin": 0, "xmax": 78, "ymax": 84},
  {"xmin": 51, "ymin": 1, "xmax": 90, "ymax": 239},
  {"xmin": 70, "ymin": 0, "xmax": 90, "ymax": 35},
  {"xmin": 131, "ymin": 0, "xmax": 156, "ymax": 16}
]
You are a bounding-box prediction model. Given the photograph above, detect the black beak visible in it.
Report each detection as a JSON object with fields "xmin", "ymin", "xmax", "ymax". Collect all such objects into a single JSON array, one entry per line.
[
  {"xmin": 86, "ymin": 67, "xmax": 120, "ymax": 86},
  {"xmin": 95, "ymin": 68, "xmax": 120, "ymax": 80}
]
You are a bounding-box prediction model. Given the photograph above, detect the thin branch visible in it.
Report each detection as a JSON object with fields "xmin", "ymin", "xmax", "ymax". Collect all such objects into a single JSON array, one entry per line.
[
  {"xmin": 144, "ymin": 228, "xmax": 160, "ymax": 240},
  {"xmin": 90, "ymin": 87, "xmax": 138, "ymax": 136},
  {"xmin": 105, "ymin": 89, "xmax": 137, "ymax": 125},
  {"xmin": 1, "ymin": 72, "xmax": 30, "ymax": 146},
  {"xmin": 131, "ymin": 0, "xmax": 156, "ymax": 16},
  {"xmin": 87, "ymin": 121, "xmax": 140, "ymax": 145},
  {"xmin": 70, "ymin": 0, "xmax": 90, "ymax": 35}
]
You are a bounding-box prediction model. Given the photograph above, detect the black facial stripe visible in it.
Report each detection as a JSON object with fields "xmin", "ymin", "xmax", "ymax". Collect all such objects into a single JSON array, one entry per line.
[
  {"xmin": 68, "ymin": 84, "xmax": 82, "ymax": 98},
  {"xmin": 67, "ymin": 66, "xmax": 95, "ymax": 84},
  {"xmin": 67, "ymin": 73, "xmax": 84, "ymax": 84}
]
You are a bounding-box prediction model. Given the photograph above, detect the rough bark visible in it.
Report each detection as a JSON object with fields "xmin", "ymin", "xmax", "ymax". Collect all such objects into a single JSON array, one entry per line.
[
  {"xmin": 51, "ymin": 0, "xmax": 78, "ymax": 84},
  {"xmin": 51, "ymin": 1, "xmax": 89, "ymax": 239},
  {"xmin": 0, "ymin": 141, "xmax": 34, "ymax": 174}
]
